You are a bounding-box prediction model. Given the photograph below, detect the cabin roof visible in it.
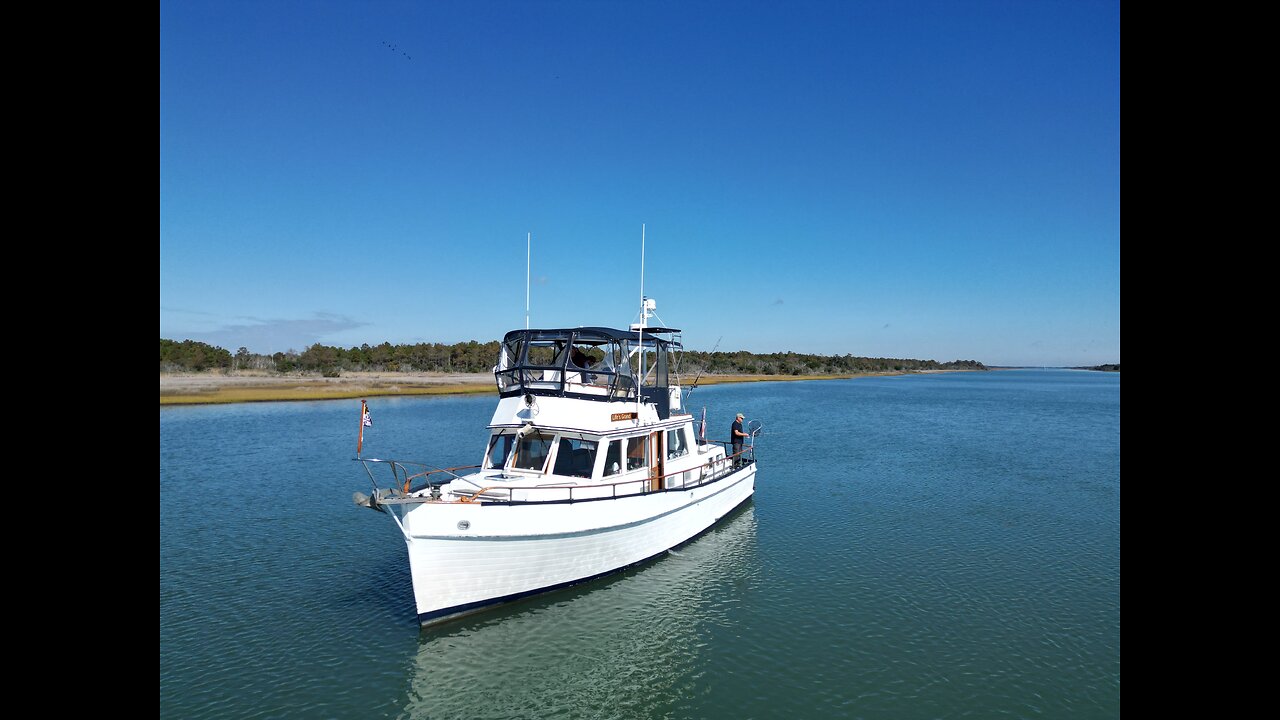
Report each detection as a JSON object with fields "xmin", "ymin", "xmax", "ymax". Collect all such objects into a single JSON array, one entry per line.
[{"xmin": 502, "ymin": 326, "xmax": 682, "ymax": 344}]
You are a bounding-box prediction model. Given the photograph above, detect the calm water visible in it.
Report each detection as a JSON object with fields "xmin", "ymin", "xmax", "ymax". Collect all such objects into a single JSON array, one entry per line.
[{"xmin": 160, "ymin": 369, "xmax": 1120, "ymax": 719}]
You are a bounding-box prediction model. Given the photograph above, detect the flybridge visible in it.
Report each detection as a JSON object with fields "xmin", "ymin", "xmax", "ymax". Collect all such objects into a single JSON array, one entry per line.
[{"xmin": 493, "ymin": 326, "xmax": 682, "ymax": 419}]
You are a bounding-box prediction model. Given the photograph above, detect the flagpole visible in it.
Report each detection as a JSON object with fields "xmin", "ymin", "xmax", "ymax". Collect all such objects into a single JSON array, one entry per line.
[{"xmin": 358, "ymin": 399, "xmax": 367, "ymax": 457}]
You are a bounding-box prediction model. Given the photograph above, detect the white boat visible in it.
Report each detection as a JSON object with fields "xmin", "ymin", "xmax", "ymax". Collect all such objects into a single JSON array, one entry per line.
[{"xmin": 354, "ymin": 303, "xmax": 759, "ymax": 627}]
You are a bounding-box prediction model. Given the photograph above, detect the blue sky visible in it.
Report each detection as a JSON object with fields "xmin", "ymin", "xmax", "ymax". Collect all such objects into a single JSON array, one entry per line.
[{"xmin": 160, "ymin": 0, "xmax": 1119, "ymax": 366}]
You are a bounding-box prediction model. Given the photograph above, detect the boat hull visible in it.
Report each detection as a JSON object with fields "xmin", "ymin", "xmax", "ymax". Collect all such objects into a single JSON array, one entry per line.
[{"xmin": 402, "ymin": 463, "xmax": 757, "ymax": 626}]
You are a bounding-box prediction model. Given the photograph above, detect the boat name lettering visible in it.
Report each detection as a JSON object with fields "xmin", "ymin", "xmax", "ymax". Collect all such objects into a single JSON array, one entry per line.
[{"xmin": 611, "ymin": 412, "xmax": 637, "ymax": 421}]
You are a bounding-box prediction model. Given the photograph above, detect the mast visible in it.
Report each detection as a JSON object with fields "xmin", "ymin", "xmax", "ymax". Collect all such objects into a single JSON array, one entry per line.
[
  {"xmin": 637, "ymin": 223, "xmax": 645, "ymax": 418},
  {"xmin": 525, "ymin": 232, "xmax": 531, "ymax": 330}
]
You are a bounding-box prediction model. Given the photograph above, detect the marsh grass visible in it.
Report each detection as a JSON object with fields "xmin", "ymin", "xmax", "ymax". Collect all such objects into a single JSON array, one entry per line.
[{"xmin": 158, "ymin": 371, "xmax": 940, "ymax": 406}]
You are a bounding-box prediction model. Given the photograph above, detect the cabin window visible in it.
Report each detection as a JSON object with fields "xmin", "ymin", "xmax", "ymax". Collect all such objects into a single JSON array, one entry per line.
[
  {"xmin": 512, "ymin": 431, "xmax": 553, "ymax": 472},
  {"xmin": 625, "ymin": 436, "xmax": 648, "ymax": 472},
  {"xmin": 496, "ymin": 338, "xmax": 524, "ymax": 391},
  {"xmin": 604, "ymin": 439, "xmax": 623, "ymax": 476},
  {"xmin": 603, "ymin": 436, "xmax": 647, "ymax": 475},
  {"xmin": 525, "ymin": 341, "xmax": 560, "ymax": 367},
  {"xmin": 610, "ymin": 341, "xmax": 637, "ymax": 399},
  {"xmin": 567, "ymin": 344, "xmax": 602, "ymax": 370},
  {"xmin": 552, "ymin": 437, "xmax": 598, "ymax": 478},
  {"xmin": 666, "ymin": 428, "xmax": 688, "ymax": 459},
  {"xmin": 590, "ymin": 344, "xmax": 618, "ymax": 388},
  {"xmin": 522, "ymin": 341, "xmax": 563, "ymax": 386},
  {"xmin": 568, "ymin": 343, "xmax": 612, "ymax": 388},
  {"xmin": 612, "ymin": 369, "xmax": 636, "ymax": 399},
  {"xmin": 485, "ymin": 433, "xmax": 515, "ymax": 469}
]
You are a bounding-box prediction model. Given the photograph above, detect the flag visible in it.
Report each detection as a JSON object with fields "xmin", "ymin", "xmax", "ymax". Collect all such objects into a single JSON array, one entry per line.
[{"xmin": 358, "ymin": 399, "xmax": 371, "ymax": 456}]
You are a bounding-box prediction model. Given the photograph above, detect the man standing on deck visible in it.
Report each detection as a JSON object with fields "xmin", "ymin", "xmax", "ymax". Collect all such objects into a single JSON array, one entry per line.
[{"xmin": 731, "ymin": 412, "xmax": 749, "ymax": 466}]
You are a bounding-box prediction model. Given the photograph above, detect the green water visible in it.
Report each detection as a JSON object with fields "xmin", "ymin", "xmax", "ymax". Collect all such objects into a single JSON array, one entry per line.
[{"xmin": 160, "ymin": 369, "xmax": 1120, "ymax": 718}]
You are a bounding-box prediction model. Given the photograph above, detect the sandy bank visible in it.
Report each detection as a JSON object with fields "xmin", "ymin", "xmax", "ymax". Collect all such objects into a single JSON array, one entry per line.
[
  {"xmin": 160, "ymin": 371, "xmax": 494, "ymax": 405},
  {"xmin": 159, "ymin": 369, "xmax": 954, "ymax": 406}
]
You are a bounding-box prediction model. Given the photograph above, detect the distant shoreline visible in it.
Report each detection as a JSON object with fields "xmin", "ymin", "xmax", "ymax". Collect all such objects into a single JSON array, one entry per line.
[{"xmin": 159, "ymin": 369, "xmax": 968, "ymax": 406}]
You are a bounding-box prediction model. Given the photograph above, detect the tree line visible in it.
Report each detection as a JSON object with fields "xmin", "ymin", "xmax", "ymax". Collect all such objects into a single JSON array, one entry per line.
[
  {"xmin": 678, "ymin": 350, "xmax": 985, "ymax": 376},
  {"xmin": 160, "ymin": 338, "xmax": 985, "ymax": 375},
  {"xmin": 160, "ymin": 338, "xmax": 502, "ymax": 374}
]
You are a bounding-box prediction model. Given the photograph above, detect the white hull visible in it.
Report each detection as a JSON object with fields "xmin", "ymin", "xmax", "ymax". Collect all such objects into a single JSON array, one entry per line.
[{"xmin": 402, "ymin": 464, "xmax": 756, "ymax": 626}]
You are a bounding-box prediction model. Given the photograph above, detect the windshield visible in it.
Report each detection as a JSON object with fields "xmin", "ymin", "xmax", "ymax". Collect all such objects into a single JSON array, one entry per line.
[
  {"xmin": 485, "ymin": 433, "xmax": 515, "ymax": 469},
  {"xmin": 512, "ymin": 431, "xmax": 554, "ymax": 472}
]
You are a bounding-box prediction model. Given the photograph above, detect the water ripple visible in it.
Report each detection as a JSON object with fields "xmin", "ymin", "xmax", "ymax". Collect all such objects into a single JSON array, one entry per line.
[{"xmin": 161, "ymin": 370, "xmax": 1120, "ymax": 719}]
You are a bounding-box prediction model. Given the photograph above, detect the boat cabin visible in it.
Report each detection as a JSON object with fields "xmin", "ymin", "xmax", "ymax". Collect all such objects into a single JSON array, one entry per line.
[
  {"xmin": 422, "ymin": 326, "xmax": 741, "ymax": 502},
  {"xmin": 473, "ymin": 421, "xmax": 700, "ymax": 498}
]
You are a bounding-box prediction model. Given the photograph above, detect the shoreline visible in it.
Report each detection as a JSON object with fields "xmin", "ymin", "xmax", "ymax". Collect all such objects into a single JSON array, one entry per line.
[{"xmin": 159, "ymin": 369, "xmax": 961, "ymax": 406}]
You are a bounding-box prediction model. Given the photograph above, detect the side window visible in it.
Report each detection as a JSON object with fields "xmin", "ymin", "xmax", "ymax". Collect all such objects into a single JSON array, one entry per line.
[
  {"xmin": 485, "ymin": 433, "xmax": 514, "ymax": 469},
  {"xmin": 512, "ymin": 431, "xmax": 553, "ymax": 472},
  {"xmin": 552, "ymin": 437, "xmax": 598, "ymax": 478},
  {"xmin": 604, "ymin": 436, "xmax": 648, "ymax": 475},
  {"xmin": 625, "ymin": 436, "xmax": 648, "ymax": 472},
  {"xmin": 666, "ymin": 428, "xmax": 687, "ymax": 459},
  {"xmin": 604, "ymin": 440, "xmax": 623, "ymax": 476}
]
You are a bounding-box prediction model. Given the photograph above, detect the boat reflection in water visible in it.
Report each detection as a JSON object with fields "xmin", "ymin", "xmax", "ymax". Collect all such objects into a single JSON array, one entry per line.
[{"xmin": 400, "ymin": 501, "xmax": 759, "ymax": 718}]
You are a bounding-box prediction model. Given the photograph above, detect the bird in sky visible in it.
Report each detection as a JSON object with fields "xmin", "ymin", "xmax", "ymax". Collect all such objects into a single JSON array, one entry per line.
[{"xmin": 382, "ymin": 40, "xmax": 411, "ymax": 60}]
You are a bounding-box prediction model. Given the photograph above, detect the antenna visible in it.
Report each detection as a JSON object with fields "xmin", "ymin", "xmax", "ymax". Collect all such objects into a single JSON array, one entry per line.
[
  {"xmin": 640, "ymin": 223, "xmax": 645, "ymax": 328},
  {"xmin": 637, "ymin": 223, "xmax": 645, "ymax": 419},
  {"xmin": 685, "ymin": 335, "xmax": 721, "ymax": 401},
  {"xmin": 525, "ymin": 232, "xmax": 531, "ymax": 330}
]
